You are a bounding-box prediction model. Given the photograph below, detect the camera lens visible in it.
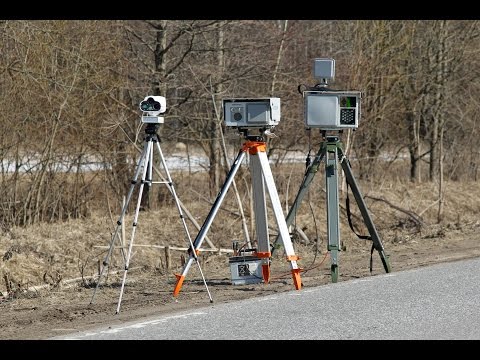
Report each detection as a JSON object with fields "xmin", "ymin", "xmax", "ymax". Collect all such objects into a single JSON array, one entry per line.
[
  {"xmin": 140, "ymin": 97, "xmax": 161, "ymax": 112},
  {"xmin": 233, "ymin": 112, "xmax": 242, "ymax": 121}
]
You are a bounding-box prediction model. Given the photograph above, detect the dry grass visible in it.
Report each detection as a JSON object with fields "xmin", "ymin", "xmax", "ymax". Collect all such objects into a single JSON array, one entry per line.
[
  {"xmin": 1, "ymin": 170, "xmax": 480, "ymax": 339},
  {"xmin": 1, "ymin": 159, "xmax": 480, "ymax": 298}
]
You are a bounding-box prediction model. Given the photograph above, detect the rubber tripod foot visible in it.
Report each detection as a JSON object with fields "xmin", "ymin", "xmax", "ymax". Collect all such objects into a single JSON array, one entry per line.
[
  {"xmin": 262, "ymin": 264, "xmax": 271, "ymax": 284},
  {"xmin": 173, "ymin": 274, "xmax": 185, "ymax": 297},
  {"xmin": 291, "ymin": 269, "xmax": 302, "ymax": 290}
]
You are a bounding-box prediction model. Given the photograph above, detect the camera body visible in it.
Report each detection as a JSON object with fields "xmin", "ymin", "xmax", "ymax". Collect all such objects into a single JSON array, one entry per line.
[
  {"xmin": 223, "ymin": 98, "xmax": 280, "ymax": 128},
  {"xmin": 304, "ymin": 90, "xmax": 361, "ymax": 130},
  {"xmin": 140, "ymin": 96, "xmax": 166, "ymax": 124}
]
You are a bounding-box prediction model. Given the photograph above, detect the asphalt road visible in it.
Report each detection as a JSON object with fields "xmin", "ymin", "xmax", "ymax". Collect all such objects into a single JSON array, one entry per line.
[{"xmin": 52, "ymin": 257, "xmax": 480, "ymax": 340}]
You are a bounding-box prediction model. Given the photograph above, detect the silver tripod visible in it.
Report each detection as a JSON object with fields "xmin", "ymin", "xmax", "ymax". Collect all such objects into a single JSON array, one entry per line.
[{"xmin": 90, "ymin": 123, "xmax": 212, "ymax": 313}]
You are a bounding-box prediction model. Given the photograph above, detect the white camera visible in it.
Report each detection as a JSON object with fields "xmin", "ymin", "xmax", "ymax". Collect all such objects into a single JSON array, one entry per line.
[
  {"xmin": 222, "ymin": 98, "xmax": 280, "ymax": 128},
  {"xmin": 140, "ymin": 96, "xmax": 166, "ymax": 124},
  {"xmin": 304, "ymin": 90, "xmax": 361, "ymax": 130}
]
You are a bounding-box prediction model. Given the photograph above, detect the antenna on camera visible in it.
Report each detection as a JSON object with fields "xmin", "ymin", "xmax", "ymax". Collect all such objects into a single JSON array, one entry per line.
[{"xmin": 314, "ymin": 58, "xmax": 335, "ymax": 88}]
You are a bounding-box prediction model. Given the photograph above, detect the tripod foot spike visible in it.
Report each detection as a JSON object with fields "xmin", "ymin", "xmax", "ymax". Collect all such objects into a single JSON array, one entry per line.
[
  {"xmin": 331, "ymin": 264, "xmax": 338, "ymax": 283},
  {"xmin": 291, "ymin": 269, "xmax": 302, "ymax": 290},
  {"xmin": 262, "ymin": 264, "xmax": 271, "ymax": 283},
  {"xmin": 173, "ymin": 274, "xmax": 185, "ymax": 297}
]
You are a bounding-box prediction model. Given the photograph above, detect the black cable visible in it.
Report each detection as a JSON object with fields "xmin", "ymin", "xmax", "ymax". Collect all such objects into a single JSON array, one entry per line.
[
  {"xmin": 303, "ymin": 130, "xmax": 321, "ymax": 271},
  {"xmin": 297, "ymin": 84, "xmax": 307, "ymax": 95},
  {"xmin": 297, "ymin": 83, "xmax": 333, "ymax": 94},
  {"xmin": 370, "ymin": 243, "xmax": 375, "ymax": 273},
  {"xmin": 345, "ymin": 175, "xmax": 371, "ymax": 241},
  {"xmin": 344, "ymin": 166, "xmax": 376, "ymax": 273},
  {"xmin": 308, "ymin": 198, "xmax": 321, "ymax": 267},
  {"xmin": 305, "ymin": 129, "xmax": 312, "ymax": 169}
]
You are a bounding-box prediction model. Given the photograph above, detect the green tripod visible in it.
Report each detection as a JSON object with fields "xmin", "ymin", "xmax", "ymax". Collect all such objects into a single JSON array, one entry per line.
[{"xmin": 272, "ymin": 133, "xmax": 391, "ymax": 282}]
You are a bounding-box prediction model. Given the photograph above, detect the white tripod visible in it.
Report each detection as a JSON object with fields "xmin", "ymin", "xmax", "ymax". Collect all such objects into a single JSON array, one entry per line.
[
  {"xmin": 173, "ymin": 132, "xmax": 302, "ymax": 299},
  {"xmin": 90, "ymin": 123, "xmax": 211, "ymax": 313}
]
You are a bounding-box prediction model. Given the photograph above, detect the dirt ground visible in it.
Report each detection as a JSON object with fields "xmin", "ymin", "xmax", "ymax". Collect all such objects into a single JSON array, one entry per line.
[
  {"xmin": 1, "ymin": 221, "xmax": 479, "ymax": 340},
  {"xmin": 1, "ymin": 178, "xmax": 480, "ymax": 340}
]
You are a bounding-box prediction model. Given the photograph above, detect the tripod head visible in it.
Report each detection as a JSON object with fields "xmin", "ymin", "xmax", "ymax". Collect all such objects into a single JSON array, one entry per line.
[
  {"xmin": 144, "ymin": 123, "xmax": 161, "ymax": 135},
  {"xmin": 324, "ymin": 134, "xmax": 341, "ymax": 143},
  {"xmin": 318, "ymin": 129, "xmax": 343, "ymax": 141},
  {"xmin": 239, "ymin": 128, "xmax": 270, "ymax": 142}
]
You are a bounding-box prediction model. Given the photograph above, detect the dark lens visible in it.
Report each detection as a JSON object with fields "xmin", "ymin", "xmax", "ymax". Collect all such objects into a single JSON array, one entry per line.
[{"xmin": 141, "ymin": 97, "xmax": 161, "ymax": 112}]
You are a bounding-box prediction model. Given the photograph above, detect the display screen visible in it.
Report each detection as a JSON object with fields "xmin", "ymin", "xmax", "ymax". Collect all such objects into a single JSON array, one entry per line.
[{"xmin": 340, "ymin": 96, "xmax": 356, "ymax": 108}]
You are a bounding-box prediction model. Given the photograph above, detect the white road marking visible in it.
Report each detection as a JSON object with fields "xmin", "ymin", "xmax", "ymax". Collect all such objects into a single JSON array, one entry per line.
[
  {"xmin": 258, "ymin": 297, "xmax": 278, "ymax": 302},
  {"xmin": 61, "ymin": 311, "xmax": 207, "ymax": 339},
  {"xmin": 354, "ymin": 278, "xmax": 374, "ymax": 283}
]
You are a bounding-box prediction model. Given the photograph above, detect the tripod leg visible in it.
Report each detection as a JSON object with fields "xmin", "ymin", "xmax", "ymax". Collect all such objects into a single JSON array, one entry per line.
[
  {"xmin": 115, "ymin": 141, "xmax": 153, "ymax": 314},
  {"xmin": 256, "ymin": 151, "xmax": 302, "ymax": 290},
  {"xmin": 153, "ymin": 141, "xmax": 212, "ymax": 301},
  {"xmin": 338, "ymin": 148, "xmax": 392, "ymax": 273},
  {"xmin": 173, "ymin": 150, "xmax": 247, "ymax": 298},
  {"xmin": 325, "ymin": 143, "xmax": 341, "ymax": 283},
  {"xmin": 250, "ymin": 154, "xmax": 270, "ymax": 283},
  {"xmin": 90, "ymin": 139, "xmax": 150, "ymax": 305},
  {"xmin": 271, "ymin": 144, "xmax": 326, "ymax": 255}
]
